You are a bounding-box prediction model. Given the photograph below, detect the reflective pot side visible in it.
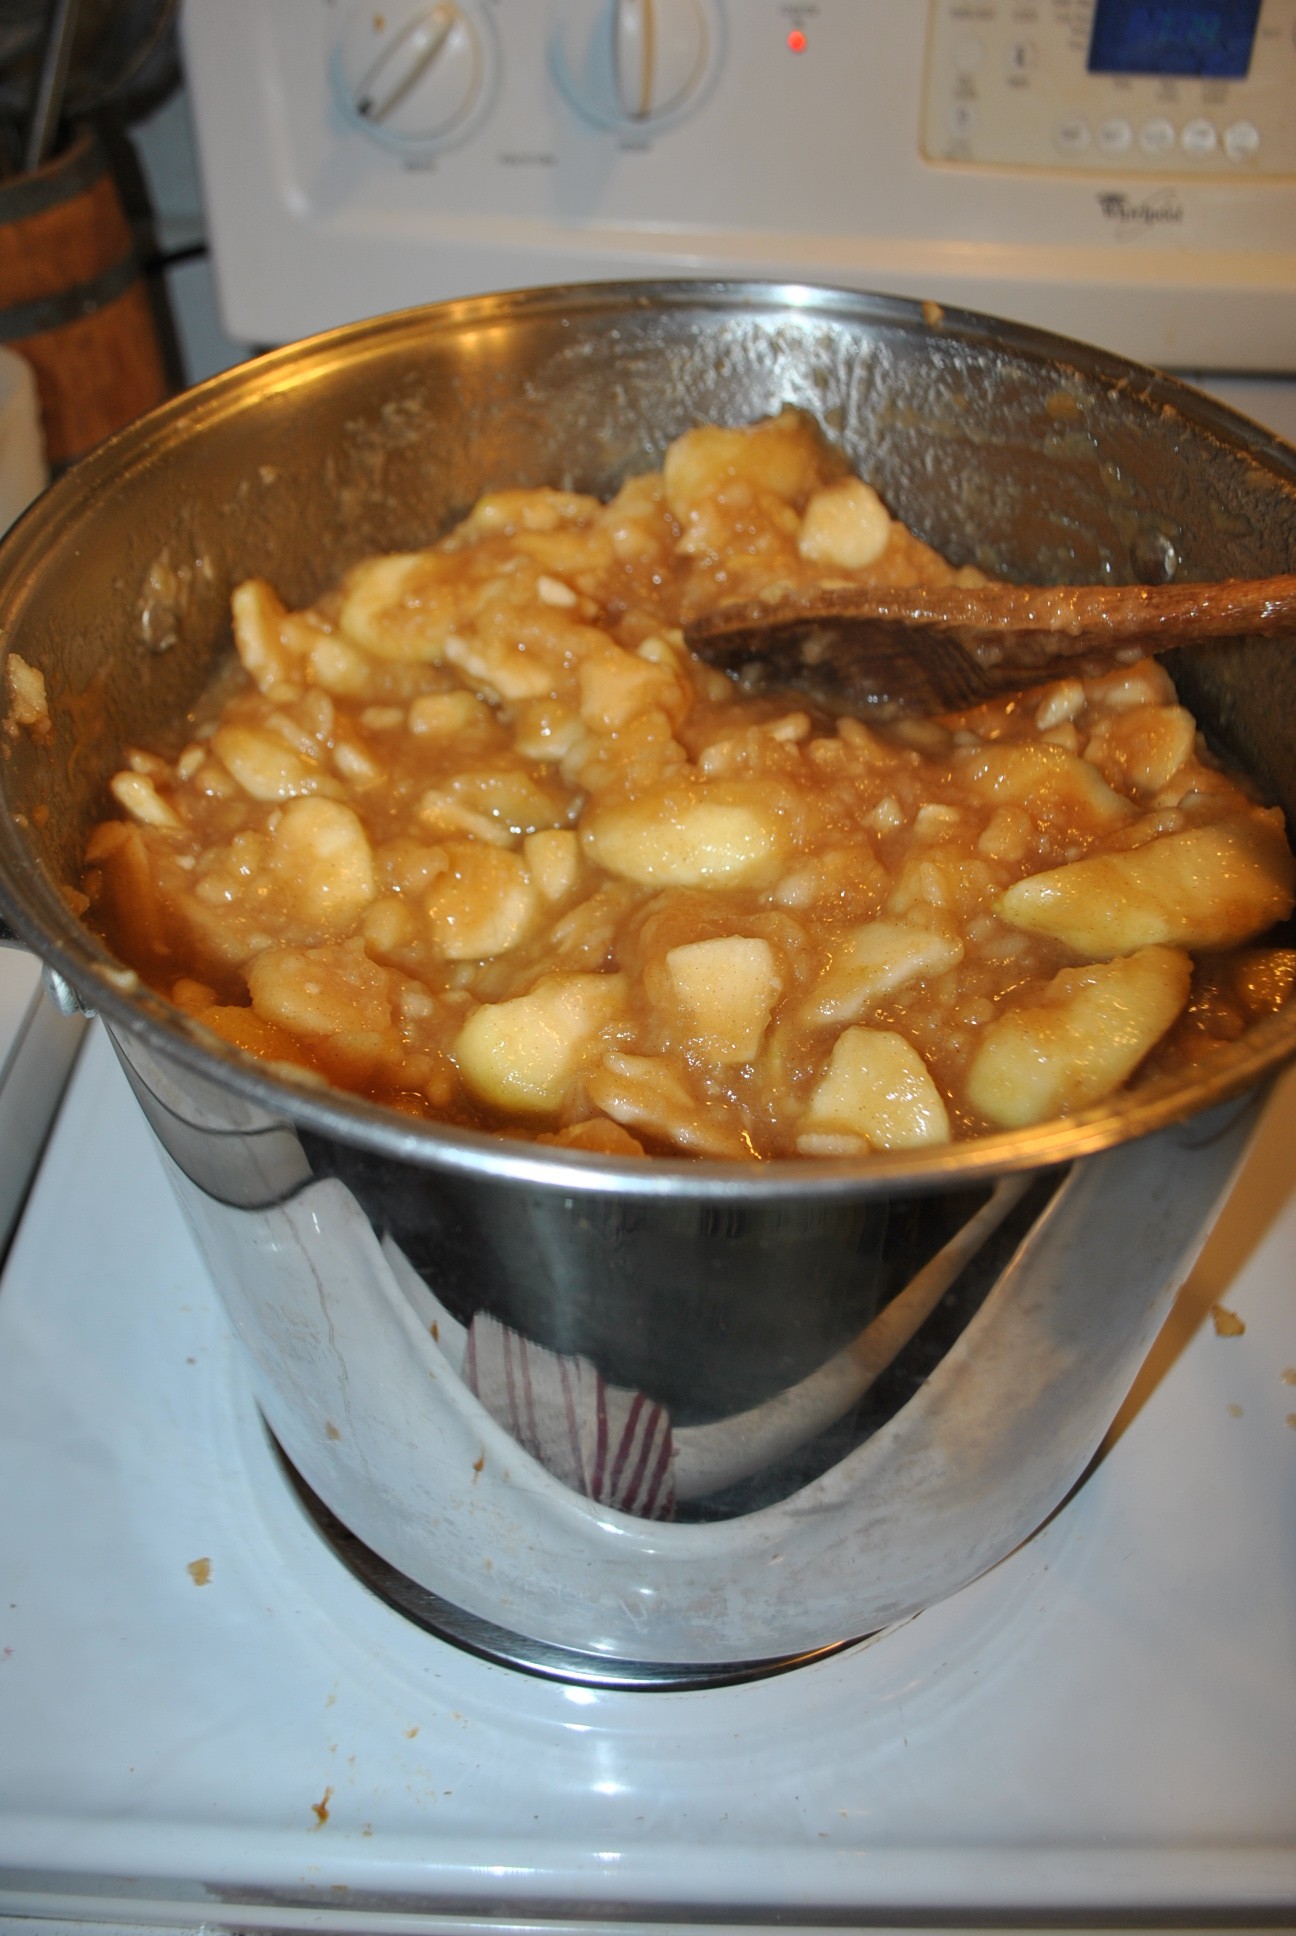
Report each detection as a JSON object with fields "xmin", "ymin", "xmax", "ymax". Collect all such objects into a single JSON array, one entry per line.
[
  {"xmin": 110, "ymin": 1019, "xmax": 1262, "ymax": 1670},
  {"xmin": 113, "ymin": 1015, "xmax": 891, "ymax": 1425}
]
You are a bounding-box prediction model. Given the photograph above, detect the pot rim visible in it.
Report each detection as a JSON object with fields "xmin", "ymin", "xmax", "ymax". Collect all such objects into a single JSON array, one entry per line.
[{"xmin": 3, "ymin": 275, "xmax": 1295, "ymax": 1200}]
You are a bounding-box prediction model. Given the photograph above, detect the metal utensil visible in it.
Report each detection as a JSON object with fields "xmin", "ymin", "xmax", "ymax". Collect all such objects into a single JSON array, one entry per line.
[
  {"xmin": 683, "ymin": 572, "xmax": 1296, "ymax": 716},
  {"xmin": 1, "ymin": 0, "xmax": 178, "ymax": 136},
  {"xmin": 22, "ymin": 0, "xmax": 79, "ymax": 173}
]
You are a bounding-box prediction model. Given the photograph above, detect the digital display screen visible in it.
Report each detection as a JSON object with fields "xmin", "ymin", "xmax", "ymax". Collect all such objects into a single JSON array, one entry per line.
[{"xmin": 1086, "ymin": 0, "xmax": 1262, "ymax": 77}]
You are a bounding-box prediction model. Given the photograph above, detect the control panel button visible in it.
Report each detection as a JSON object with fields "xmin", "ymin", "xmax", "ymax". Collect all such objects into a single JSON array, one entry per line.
[
  {"xmin": 555, "ymin": 0, "xmax": 718, "ymax": 131},
  {"xmin": 1097, "ymin": 116, "xmax": 1133, "ymax": 155},
  {"xmin": 949, "ymin": 100, "xmax": 977, "ymax": 138},
  {"xmin": 1054, "ymin": 114, "xmax": 1090, "ymax": 154},
  {"xmin": 1139, "ymin": 117, "xmax": 1176, "ymax": 155},
  {"xmin": 613, "ymin": 0, "xmax": 706, "ymax": 121},
  {"xmin": 953, "ymin": 36, "xmax": 985, "ymax": 75},
  {"xmin": 1224, "ymin": 119, "xmax": 1261, "ymax": 160},
  {"xmin": 1003, "ymin": 37, "xmax": 1036, "ymax": 77},
  {"xmin": 333, "ymin": 1, "xmax": 496, "ymax": 152},
  {"xmin": 1181, "ymin": 116, "xmax": 1218, "ymax": 156}
]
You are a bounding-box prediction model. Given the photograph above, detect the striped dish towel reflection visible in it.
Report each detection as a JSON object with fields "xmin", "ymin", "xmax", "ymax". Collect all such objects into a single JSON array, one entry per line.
[{"xmin": 464, "ymin": 1312, "xmax": 676, "ymax": 1521}]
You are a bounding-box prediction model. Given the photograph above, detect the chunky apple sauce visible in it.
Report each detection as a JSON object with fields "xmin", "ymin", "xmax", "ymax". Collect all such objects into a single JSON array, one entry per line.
[{"xmin": 83, "ymin": 410, "xmax": 1296, "ymax": 1159}]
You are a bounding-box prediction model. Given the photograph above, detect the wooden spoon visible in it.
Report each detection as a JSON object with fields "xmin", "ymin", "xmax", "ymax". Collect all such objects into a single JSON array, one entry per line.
[{"xmin": 682, "ymin": 574, "xmax": 1296, "ymax": 717}]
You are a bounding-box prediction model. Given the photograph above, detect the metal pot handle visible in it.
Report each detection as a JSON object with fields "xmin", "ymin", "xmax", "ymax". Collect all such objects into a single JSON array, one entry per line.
[
  {"xmin": 0, "ymin": 909, "xmax": 96, "ymax": 1020},
  {"xmin": 0, "ymin": 915, "xmax": 95, "ymax": 1018}
]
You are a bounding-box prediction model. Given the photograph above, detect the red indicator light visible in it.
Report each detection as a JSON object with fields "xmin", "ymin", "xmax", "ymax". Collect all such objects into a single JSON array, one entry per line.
[{"xmin": 787, "ymin": 29, "xmax": 807, "ymax": 53}]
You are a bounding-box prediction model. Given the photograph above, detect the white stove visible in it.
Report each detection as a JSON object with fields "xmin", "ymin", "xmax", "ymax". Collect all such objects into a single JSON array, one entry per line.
[
  {"xmin": 3, "ymin": 6, "xmax": 1296, "ymax": 1921},
  {"xmin": 180, "ymin": 0, "xmax": 1296, "ymax": 369},
  {"xmin": 0, "ymin": 1023, "xmax": 1294, "ymax": 1930}
]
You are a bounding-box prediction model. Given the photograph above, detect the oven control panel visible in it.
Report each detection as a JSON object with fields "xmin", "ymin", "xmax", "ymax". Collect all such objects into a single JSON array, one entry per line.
[
  {"xmin": 330, "ymin": 0, "xmax": 728, "ymax": 155},
  {"xmin": 182, "ymin": 0, "xmax": 1296, "ymax": 369},
  {"xmin": 924, "ymin": 0, "xmax": 1296, "ymax": 175}
]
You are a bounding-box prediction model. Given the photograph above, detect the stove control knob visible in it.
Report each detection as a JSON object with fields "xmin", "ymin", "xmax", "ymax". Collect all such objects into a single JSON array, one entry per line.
[
  {"xmin": 333, "ymin": 2, "xmax": 497, "ymax": 154},
  {"xmin": 555, "ymin": 0, "xmax": 719, "ymax": 131}
]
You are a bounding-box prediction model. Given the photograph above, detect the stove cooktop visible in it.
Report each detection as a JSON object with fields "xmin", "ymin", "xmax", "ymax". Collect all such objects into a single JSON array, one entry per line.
[{"xmin": 0, "ymin": 1024, "xmax": 1293, "ymax": 1931}]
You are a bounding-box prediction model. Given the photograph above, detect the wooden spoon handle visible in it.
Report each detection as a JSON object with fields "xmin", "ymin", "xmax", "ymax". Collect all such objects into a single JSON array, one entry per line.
[{"xmin": 686, "ymin": 573, "xmax": 1296, "ymax": 661}]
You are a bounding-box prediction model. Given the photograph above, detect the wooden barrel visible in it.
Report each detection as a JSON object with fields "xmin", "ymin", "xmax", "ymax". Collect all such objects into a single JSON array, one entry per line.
[{"xmin": 0, "ymin": 125, "xmax": 169, "ymax": 468}]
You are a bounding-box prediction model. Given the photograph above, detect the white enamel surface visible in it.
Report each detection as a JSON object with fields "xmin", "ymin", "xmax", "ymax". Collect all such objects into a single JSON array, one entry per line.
[{"xmin": 0, "ymin": 1026, "xmax": 1294, "ymax": 1925}]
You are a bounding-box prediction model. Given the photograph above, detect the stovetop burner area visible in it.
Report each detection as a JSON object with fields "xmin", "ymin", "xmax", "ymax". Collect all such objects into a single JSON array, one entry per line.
[{"xmin": 0, "ymin": 1023, "xmax": 1294, "ymax": 1930}]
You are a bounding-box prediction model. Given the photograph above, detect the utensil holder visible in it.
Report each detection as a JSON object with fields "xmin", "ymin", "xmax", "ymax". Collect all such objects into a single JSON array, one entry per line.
[{"xmin": 0, "ymin": 125, "xmax": 168, "ymax": 467}]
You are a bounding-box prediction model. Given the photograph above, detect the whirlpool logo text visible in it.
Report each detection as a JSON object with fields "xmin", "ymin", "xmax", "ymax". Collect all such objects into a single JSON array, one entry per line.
[{"xmin": 1096, "ymin": 190, "xmax": 1186, "ymax": 230}]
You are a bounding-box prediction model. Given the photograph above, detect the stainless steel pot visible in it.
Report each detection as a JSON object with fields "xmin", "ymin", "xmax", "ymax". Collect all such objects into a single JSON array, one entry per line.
[{"xmin": 2, "ymin": 282, "xmax": 1294, "ymax": 1682}]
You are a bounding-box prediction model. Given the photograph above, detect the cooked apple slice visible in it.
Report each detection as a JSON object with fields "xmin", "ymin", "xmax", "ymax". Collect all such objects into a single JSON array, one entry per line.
[
  {"xmin": 582, "ymin": 781, "xmax": 786, "ymax": 888},
  {"xmin": 423, "ymin": 844, "xmax": 540, "ymax": 961},
  {"xmin": 801, "ymin": 1027, "xmax": 950, "ymax": 1149},
  {"xmin": 664, "ymin": 934, "xmax": 783, "ymax": 1063},
  {"xmin": 663, "ymin": 410, "xmax": 831, "ymax": 526},
  {"xmin": 998, "ymin": 816, "xmax": 1295, "ymax": 958},
  {"xmin": 804, "ymin": 919, "xmax": 963, "ymax": 1024},
  {"xmin": 454, "ymin": 972, "xmax": 627, "ymax": 1114},
  {"xmin": 953, "ymin": 740, "xmax": 1135, "ymax": 833},
  {"xmin": 966, "ymin": 944, "xmax": 1191, "ymax": 1129},
  {"xmin": 798, "ymin": 478, "xmax": 892, "ymax": 570}
]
